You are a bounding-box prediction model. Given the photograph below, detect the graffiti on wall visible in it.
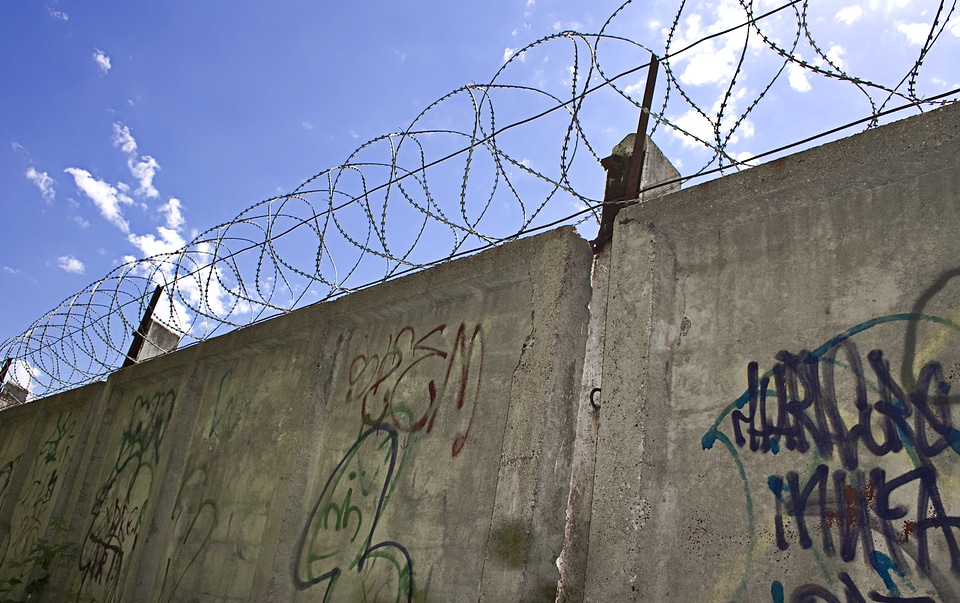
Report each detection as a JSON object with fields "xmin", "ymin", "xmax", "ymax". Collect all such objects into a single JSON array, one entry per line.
[
  {"xmin": 345, "ymin": 323, "xmax": 484, "ymax": 457},
  {"xmin": 0, "ymin": 412, "xmax": 76, "ymax": 600},
  {"xmin": 208, "ymin": 367, "xmax": 242, "ymax": 440},
  {"xmin": 292, "ymin": 423, "xmax": 412, "ymax": 601},
  {"xmin": 4, "ymin": 412, "xmax": 77, "ymax": 564},
  {"xmin": 157, "ymin": 368, "xmax": 241, "ymax": 602},
  {"xmin": 77, "ymin": 387, "xmax": 176, "ymax": 603},
  {"xmin": 0, "ymin": 458, "xmax": 19, "ymax": 512},
  {"xmin": 0, "ymin": 456, "xmax": 22, "ymax": 570},
  {"xmin": 293, "ymin": 321, "xmax": 485, "ymax": 601},
  {"xmin": 703, "ymin": 314, "xmax": 960, "ymax": 602},
  {"xmin": 156, "ymin": 464, "xmax": 218, "ymax": 602}
]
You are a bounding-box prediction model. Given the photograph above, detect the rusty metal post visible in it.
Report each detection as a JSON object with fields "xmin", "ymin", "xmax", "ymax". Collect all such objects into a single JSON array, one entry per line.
[{"xmin": 593, "ymin": 53, "xmax": 660, "ymax": 252}]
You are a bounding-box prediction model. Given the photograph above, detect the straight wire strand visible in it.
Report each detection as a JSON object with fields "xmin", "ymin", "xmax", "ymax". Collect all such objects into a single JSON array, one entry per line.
[
  {"xmin": 1, "ymin": 0, "xmax": 956, "ymax": 398},
  {"xmin": 10, "ymin": 82, "xmax": 956, "ymax": 376},
  {"xmin": 1, "ymin": 1, "xmax": 809, "ymax": 365}
]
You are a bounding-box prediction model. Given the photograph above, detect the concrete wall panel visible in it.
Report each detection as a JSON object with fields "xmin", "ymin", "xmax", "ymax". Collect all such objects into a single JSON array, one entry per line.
[
  {"xmin": 0, "ymin": 383, "xmax": 100, "ymax": 600},
  {"xmin": 53, "ymin": 350, "xmax": 200, "ymax": 603},
  {"xmin": 140, "ymin": 319, "xmax": 322, "ymax": 603},
  {"xmin": 586, "ymin": 103, "xmax": 960, "ymax": 601},
  {"xmin": 7, "ymin": 99, "xmax": 956, "ymax": 603},
  {"xmin": 0, "ymin": 227, "xmax": 592, "ymax": 603}
]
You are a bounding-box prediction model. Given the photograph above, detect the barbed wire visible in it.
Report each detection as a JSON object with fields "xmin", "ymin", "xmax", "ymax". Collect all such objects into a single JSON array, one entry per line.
[{"xmin": 2, "ymin": 0, "xmax": 958, "ymax": 402}]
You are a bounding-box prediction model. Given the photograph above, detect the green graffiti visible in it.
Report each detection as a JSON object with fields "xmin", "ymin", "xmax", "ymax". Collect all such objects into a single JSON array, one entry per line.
[
  {"xmin": 157, "ymin": 466, "xmax": 218, "ymax": 603},
  {"xmin": 78, "ymin": 387, "xmax": 176, "ymax": 603},
  {"xmin": 160, "ymin": 366, "xmax": 244, "ymax": 602},
  {"xmin": 0, "ymin": 458, "xmax": 18, "ymax": 512},
  {"xmin": 8, "ymin": 412, "xmax": 77, "ymax": 563},
  {"xmin": 208, "ymin": 369, "xmax": 241, "ymax": 440},
  {"xmin": 294, "ymin": 424, "xmax": 413, "ymax": 601},
  {"xmin": 40, "ymin": 412, "xmax": 76, "ymax": 465}
]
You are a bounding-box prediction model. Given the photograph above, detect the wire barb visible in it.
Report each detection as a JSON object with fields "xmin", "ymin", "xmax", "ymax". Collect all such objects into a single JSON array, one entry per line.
[{"xmin": 1, "ymin": 0, "xmax": 958, "ymax": 400}]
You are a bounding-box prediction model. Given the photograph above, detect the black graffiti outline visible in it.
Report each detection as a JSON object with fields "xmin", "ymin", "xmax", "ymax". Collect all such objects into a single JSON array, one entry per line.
[
  {"xmin": 77, "ymin": 387, "xmax": 176, "ymax": 603},
  {"xmin": 702, "ymin": 313, "xmax": 960, "ymax": 602},
  {"xmin": 729, "ymin": 342, "xmax": 958, "ymax": 471},
  {"xmin": 789, "ymin": 571, "xmax": 935, "ymax": 602},
  {"xmin": 292, "ymin": 423, "xmax": 412, "ymax": 602}
]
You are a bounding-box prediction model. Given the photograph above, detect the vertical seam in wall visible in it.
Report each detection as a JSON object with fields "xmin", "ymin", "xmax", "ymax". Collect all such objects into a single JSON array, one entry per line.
[
  {"xmin": 476, "ymin": 260, "xmax": 538, "ymax": 603},
  {"xmin": 528, "ymin": 235, "xmax": 588, "ymax": 601},
  {"xmin": 126, "ymin": 350, "xmax": 209, "ymax": 602},
  {"xmin": 555, "ymin": 247, "xmax": 610, "ymax": 603}
]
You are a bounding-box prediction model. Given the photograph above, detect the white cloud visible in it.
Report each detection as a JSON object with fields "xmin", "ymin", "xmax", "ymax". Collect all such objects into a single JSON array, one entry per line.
[
  {"xmin": 836, "ymin": 6, "xmax": 864, "ymax": 24},
  {"xmin": 112, "ymin": 123, "xmax": 161, "ymax": 197},
  {"xmin": 739, "ymin": 116, "xmax": 755, "ymax": 140},
  {"xmin": 668, "ymin": 89, "xmax": 755, "ymax": 149},
  {"xmin": 112, "ymin": 123, "xmax": 137, "ymax": 154},
  {"xmin": 48, "ymin": 9, "xmax": 68, "ymax": 20},
  {"xmin": 73, "ymin": 216, "xmax": 90, "ymax": 229},
  {"xmin": 160, "ymin": 198, "xmax": 185, "ymax": 231},
  {"xmin": 788, "ymin": 57, "xmax": 812, "ymax": 92},
  {"xmin": 119, "ymin": 257, "xmax": 194, "ymax": 333},
  {"xmin": 129, "ymin": 155, "xmax": 160, "ymax": 198},
  {"xmin": 667, "ymin": 1, "xmax": 747, "ymax": 87},
  {"xmin": 58, "ymin": 124, "xmax": 245, "ymax": 340},
  {"xmin": 127, "ymin": 199, "xmax": 189, "ymax": 272},
  {"xmin": 671, "ymin": 110, "xmax": 714, "ymax": 148},
  {"xmin": 93, "ymin": 48, "xmax": 111, "ymax": 74},
  {"xmin": 121, "ymin": 235, "xmax": 254, "ymax": 336},
  {"xmin": 680, "ymin": 47, "xmax": 735, "ymax": 85},
  {"xmin": 302, "ymin": 121, "xmax": 314, "ymax": 130},
  {"xmin": 898, "ymin": 22, "xmax": 930, "ymax": 45},
  {"xmin": 503, "ymin": 47, "xmax": 515, "ymax": 63},
  {"xmin": 548, "ymin": 19, "xmax": 582, "ymax": 31},
  {"xmin": 825, "ymin": 45, "xmax": 846, "ymax": 70},
  {"xmin": 25, "ymin": 167, "xmax": 56, "ymax": 203},
  {"xmin": 734, "ymin": 151, "xmax": 758, "ymax": 167},
  {"xmin": 950, "ymin": 18, "xmax": 960, "ymax": 37},
  {"xmin": 128, "ymin": 227, "xmax": 186, "ymax": 258},
  {"xmin": 624, "ymin": 80, "xmax": 647, "ymax": 97},
  {"xmin": 57, "ymin": 255, "xmax": 85, "ymax": 274},
  {"xmin": 64, "ymin": 167, "xmax": 132, "ymax": 232}
]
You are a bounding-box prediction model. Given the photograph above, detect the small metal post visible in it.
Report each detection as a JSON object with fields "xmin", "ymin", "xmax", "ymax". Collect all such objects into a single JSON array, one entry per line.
[{"xmin": 593, "ymin": 53, "xmax": 660, "ymax": 252}]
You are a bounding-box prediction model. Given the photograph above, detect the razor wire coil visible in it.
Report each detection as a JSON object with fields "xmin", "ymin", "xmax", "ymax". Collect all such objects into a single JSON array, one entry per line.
[{"xmin": 2, "ymin": 0, "xmax": 958, "ymax": 402}]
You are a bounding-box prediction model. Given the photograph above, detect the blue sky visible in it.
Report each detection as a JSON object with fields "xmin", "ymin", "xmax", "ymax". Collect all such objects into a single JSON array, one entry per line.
[{"xmin": 2, "ymin": 0, "xmax": 958, "ymax": 394}]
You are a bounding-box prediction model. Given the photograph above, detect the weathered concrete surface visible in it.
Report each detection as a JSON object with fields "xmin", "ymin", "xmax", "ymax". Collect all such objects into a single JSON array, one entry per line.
[
  {"xmin": 585, "ymin": 102, "xmax": 960, "ymax": 601},
  {"xmin": 0, "ymin": 226, "xmax": 591, "ymax": 602},
  {"xmin": 50, "ymin": 346, "xmax": 204, "ymax": 602},
  {"xmin": 0, "ymin": 383, "xmax": 100, "ymax": 601},
  {"xmin": 9, "ymin": 99, "xmax": 958, "ymax": 603},
  {"xmin": 556, "ymin": 136, "xmax": 680, "ymax": 603}
]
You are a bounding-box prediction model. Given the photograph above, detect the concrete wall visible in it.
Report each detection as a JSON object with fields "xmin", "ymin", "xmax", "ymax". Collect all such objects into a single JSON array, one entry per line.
[
  {"xmin": 583, "ymin": 102, "xmax": 960, "ymax": 601},
  {"xmin": 0, "ymin": 227, "xmax": 592, "ymax": 602},
  {"xmin": 3, "ymin": 101, "xmax": 960, "ymax": 603}
]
